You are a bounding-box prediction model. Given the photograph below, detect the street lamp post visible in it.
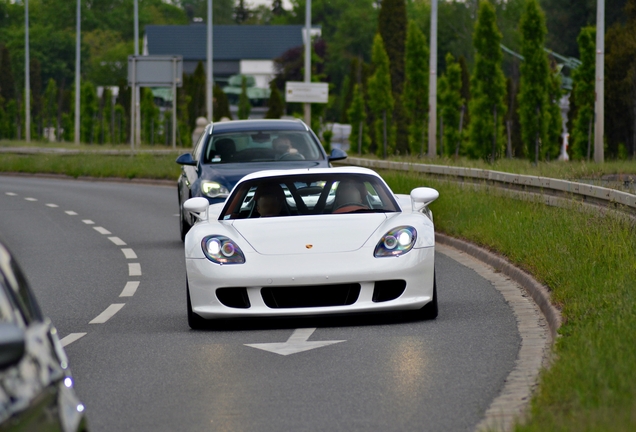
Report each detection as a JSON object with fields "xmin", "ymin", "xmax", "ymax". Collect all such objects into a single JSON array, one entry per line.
[
  {"xmin": 594, "ymin": 0, "xmax": 605, "ymax": 163},
  {"xmin": 427, "ymin": 0, "xmax": 438, "ymax": 158},
  {"xmin": 304, "ymin": 0, "xmax": 311, "ymax": 126},
  {"xmin": 74, "ymin": 0, "xmax": 80, "ymax": 145},
  {"xmin": 207, "ymin": 0, "xmax": 213, "ymax": 122},
  {"xmin": 25, "ymin": 0, "xmax": 30, "ymax": 143}
]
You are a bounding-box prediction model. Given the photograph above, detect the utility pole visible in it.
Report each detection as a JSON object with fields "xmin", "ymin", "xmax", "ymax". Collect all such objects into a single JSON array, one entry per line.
[
  {"xmin": 207, "ymin": 0, "xmax": 213, "ymax": 122},
  {"xmin": 304, "ymin": 0, "xmax": 311, "ymax": 126},
  {"xmin": 427, "ymin": 0, "xmax": 438, "ymax": 158},
  {"xmin": 594, "ymin": 0, "xmax": 605, "ymax": 163},
  {"xmin": 74, "ymin": 0, "xmax": 80, "ymax": 145},
  {"xmin": 25, "ymin": 0, "xmax": 30, "ymax": 143},
  {"xmin": 134, "ymin": 0, "xmax": 141, "ymax": 147}
]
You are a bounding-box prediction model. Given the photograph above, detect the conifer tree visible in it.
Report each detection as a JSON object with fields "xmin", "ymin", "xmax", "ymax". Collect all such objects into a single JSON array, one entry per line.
[
  {"xmin": 0, "ymin": 46, "xmax": 15, "ymax": 107},
  {"xmin": 80, "ymin": 81, "xmax": 98, "ymax": 144},
  {"xmin": 403, "ymin": 21, "xmax": 428, "ymax": 156},
  {"xmin": 42, "ymin": 78, "xmax": 58, "ymax": 139},
  {"xmin": 570, "ymin": 26, "xmax": 596, "ymax": 160},
  {"xmin": 213, "ymin": 84, "xmax": 232, "ymax": 121},
  {"xmin": 265, "ymin": 81, "xmax": 284, "ymax": 119},
  {"xmin": 347, "ymin": 83, "xmax": 370, "ymax": 154},
  {"xmin": 546, "ymin": 63, "xmax": 563, "ymax": 160},
  {"xmin": 518, "ymin": 0, "xmax": 550, "ymax": 164},
  {"xmin": 141, "ymin": 88, "xmax": 159, "ymax": 144},
  {"xmin": 468, "ymin": 0, "xmax": 507, "ymax": 160},
  {"xmin": 238, "ymin": 76, "xmax": 251, "ymax": 119},
  {"xmin": 438, "ymin": 53, "xmax": 464, "ymax": 158},
  {"xmin": 367, "ymin": 34, "xmax": 394, "ymax": 158}
]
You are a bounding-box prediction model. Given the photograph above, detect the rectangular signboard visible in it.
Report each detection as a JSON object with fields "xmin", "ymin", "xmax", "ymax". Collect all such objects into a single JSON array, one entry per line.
[
  {"xmin": 285, "ymin": 82, "xmax": 329, "ymax": 103},
  {"xmin": 128, "ymin": 55, "xmax": 183, "ymax": 87}
]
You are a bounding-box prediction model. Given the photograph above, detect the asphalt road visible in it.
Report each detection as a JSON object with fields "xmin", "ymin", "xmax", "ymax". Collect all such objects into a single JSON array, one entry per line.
[{"xmin": 0, "ymin": 175, "xmax": 520, "ymax": 432}]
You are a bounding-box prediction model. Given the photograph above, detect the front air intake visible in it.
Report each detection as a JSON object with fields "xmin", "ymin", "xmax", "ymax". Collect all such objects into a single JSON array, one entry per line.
[
  {"xmin": 372, "ymin": 280, "xmax": 406, "ymax": 302},
  {"xmin": 216, "ymin": 287, "xmax": 251, "ymax": 308},
  {"xmin": 261, "ymin": 284, "xmax": 361, "ymax": 309}
]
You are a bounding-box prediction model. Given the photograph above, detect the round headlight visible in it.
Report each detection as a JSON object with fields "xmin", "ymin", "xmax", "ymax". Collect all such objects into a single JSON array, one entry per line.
[
  {"xmin": 206, "ymin": 238, "xmax": 221, "ymax": 255},
  {"xmin": 221, "ymin": 242, "xmax": 236, "ymax": 257},
  {"xmin": 384, "ymin": 235, "xmax": 398, "ymax": 250},
  {"xmin": 397, "ymin": 229, "xmax": 412, "ymax": 246}
]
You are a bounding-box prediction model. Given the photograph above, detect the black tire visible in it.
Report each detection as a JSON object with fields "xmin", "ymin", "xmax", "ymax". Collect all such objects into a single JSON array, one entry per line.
[
  {"xmin": 179, "ymin": 196, "xmax": 191, "ymax": 242},
  {"xmin": 187, "ymin": 282, "xmax": 207, "ymax": 330},
  {"xmin": 416, "ymin": 273, "xmax": 438, "ymax": 320}
]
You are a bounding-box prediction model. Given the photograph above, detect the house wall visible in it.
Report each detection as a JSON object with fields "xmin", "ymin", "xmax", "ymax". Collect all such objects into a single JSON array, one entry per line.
[{"xmin": 240, "ymin": 60, "xmax": 276, "ymax": 88}]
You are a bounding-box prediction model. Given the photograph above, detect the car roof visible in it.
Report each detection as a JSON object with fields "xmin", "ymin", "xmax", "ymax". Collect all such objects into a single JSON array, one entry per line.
[
  {"xmin": 237, "ymin": 166, "xmax": 383, "ymax": 184},
  {"xmin": 210, "ymin": 119, "xmax": 310, "ymax": 134}
]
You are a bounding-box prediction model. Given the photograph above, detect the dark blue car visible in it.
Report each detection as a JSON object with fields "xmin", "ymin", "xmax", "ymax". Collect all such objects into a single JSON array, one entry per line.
[{"xmin": 176, "ymin": 119, "xmax": 347, "ymax": 240}]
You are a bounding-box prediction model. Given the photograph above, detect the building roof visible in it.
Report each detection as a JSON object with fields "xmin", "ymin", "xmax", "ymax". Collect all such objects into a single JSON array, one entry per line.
[{"xmin": 145, "ymin": 25, "xmax": 319, "ymax": 62}]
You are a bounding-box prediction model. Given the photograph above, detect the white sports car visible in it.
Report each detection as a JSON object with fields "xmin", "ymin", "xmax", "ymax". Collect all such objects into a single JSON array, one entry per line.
[{"xmin": 183, "ymin": 167, "xmax": 439, "ymax": 329}]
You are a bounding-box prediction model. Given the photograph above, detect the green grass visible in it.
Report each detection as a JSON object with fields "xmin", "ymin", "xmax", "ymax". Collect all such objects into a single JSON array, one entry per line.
[
  {"xmin": 381, "ymin": 170, "xmax": 636, "ymax": 431},
  {"xmin": 0, "ymin": 152, "xmax": 182, "ymax": 180}
]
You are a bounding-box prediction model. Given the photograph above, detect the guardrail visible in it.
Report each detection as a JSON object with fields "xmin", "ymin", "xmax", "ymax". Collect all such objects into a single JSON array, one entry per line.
[{"xmin": 343, "ymin": 157, "xmax": 636, "ymax": 218}]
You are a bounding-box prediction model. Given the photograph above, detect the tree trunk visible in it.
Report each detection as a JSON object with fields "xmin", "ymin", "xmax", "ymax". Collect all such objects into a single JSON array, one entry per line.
[{"xmin": 456, "ymin": 105, "xmax": 465, "ymax": 159}]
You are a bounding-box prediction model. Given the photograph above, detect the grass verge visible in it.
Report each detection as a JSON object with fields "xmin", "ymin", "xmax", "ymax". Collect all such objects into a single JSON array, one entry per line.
[
  {"xmin": 0, "ymin": 152, "xmax": 182, "ymax": 180},
  {"xmin": 381, "ymin": 169, "xmax": 636, "ymax": 431}
]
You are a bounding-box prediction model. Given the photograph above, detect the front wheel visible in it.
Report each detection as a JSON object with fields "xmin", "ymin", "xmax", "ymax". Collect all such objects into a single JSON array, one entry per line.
[
  {"xmin": 416, "ymin": 273, "xmax": 438, "ymax": 320},
  {"xmin": 187, "ymin": 282, "xmax": 207, "ymax": 330}
]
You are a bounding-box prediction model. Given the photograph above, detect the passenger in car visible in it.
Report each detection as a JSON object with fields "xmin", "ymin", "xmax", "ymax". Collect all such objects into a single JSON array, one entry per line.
[{"xmin": 254, "ymin": 184, "xmax": 286, "ymax": 217}]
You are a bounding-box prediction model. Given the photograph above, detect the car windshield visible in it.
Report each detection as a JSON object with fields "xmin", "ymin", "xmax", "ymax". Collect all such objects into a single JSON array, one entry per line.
[
  {"xmin": 220, "ymin": 173, "xmax": 400, "ymax": 219},
  {"xmin": 203, "ymin": 130, "xmax": 324, "ymax": 164}
]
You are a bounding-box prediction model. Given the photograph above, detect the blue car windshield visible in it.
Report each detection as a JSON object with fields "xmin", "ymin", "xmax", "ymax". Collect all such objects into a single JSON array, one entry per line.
[{"xmin": 203, "ymin": 131, "xmax": 324, "ymax": 164}]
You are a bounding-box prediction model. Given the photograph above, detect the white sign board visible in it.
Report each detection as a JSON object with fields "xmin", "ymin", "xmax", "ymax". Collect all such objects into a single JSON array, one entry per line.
[
  {"xmin": 285, "ymin": 82, "xmax": 329, "ymax": 104},
  {"xmin": 128, "ymin": 55, "xmax": 183, "ymax": 87}
]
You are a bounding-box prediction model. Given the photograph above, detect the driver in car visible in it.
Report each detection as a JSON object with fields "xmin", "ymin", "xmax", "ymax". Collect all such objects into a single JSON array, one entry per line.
[{"xmin": 273, "ymin": 136, "xmax": 305, "ymax": 160}]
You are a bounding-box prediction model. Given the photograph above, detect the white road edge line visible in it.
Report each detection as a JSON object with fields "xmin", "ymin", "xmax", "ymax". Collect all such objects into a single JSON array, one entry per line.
[
  {"xmin": 60, "ymin": 332, "xmax": 87, "ymax": 347},
  {"xmin": 108, "ymin": 236, "xmax": 126, "ymax": 246},
  {"xmin": 121, "ymin": 248, "xmax": 137, "ymax": 259},
  {"xmin": 89, "ymin": 304, "xmax": 125, "ymax": 324},
  {"xmin": 120, "ymin": 281, "xmax": 140, "ymax": 297},
  {"xmin": 93, "ymin": 226, "xmax": 112, "ymax": 235},
  {"xmin": 128, "ymin": 263, "xmax": 142, "ymax": 276}
]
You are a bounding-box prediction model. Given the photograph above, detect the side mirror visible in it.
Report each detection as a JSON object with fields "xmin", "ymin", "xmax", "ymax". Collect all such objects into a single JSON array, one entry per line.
[
  {"xmin": 176, "ymin": 153, "xmax": 197, "ymax": 166},
  {"xmin": 0, "ymin": 323, "xmax": 25, "ymax": 370},
  {"xmin": 184, "ymin": 197, "xmax": 210, "ymax": 222},
  {"xmin": 328, "ymin": 148, "xmax": 347, "ymax": 162},
  {"xmin": 410, "ymin": 187, "xmax": 439, "ymax": 211}
]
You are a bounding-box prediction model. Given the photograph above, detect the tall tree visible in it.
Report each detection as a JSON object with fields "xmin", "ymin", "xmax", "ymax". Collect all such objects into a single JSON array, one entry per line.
[
  {"xmin": 80, "ymin": 81, "xmax": 98, "ymax": 144},
  {"xmin": 238, "ymin": 76, "xmax": 251, "ymax": 120},
  {"xmin": 468, "ymin": 0, "xmax": 507, "ymax": 160},
  {"xmin": 0, "ymin": 45, "xmax": 15, "ymax": 107},
  {"xmin": 570, "ymin": 27, "xmax": 596, "ymax": 160},
  {"xmin": 347, "ymin": 83, "xmax": 370, "ymax": 154},
  {"xmin": 265, "ymin": 81, "xmax": 284, "ymax": 119},
  {"xmin": 378, "ymin": 0, "xmax": 408, "ymax": 154},
  {"xmin": 213, "ymin": 84, "xmax": 232, "ymax": 121},
  {"xmin": 518, "ymin": 0, "xmax": 550, "ymax": 163},
  {"xmin": 403, "ymin": 21, "xmax": 428, "ymax": 156},
  {"xmin": 186, "ymin": 62, "xmax": 206, "ymax": 130},
  {"xmin": 367, "ymin": 34, "xmax": 394, "ymax": 158},
  {"xmin": 42, "ymin": 78, "xmax": 58, "ymax": 139},
  {"xmin": 234, "ymin": 0, "xmax": 252, "ymax": 24},
  {"xmin": 438, "ymin": 53, "xmax": 464, "ymax": 158},
  {"xmin": 605, "ymin": 0, "xmax": 636, "ymax": 159}
]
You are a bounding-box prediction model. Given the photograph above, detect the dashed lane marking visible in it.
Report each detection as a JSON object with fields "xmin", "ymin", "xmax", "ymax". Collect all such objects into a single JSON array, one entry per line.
[
  {"xmin": 25, "ymin": 197, "xmax": 37, "ymax": 201},
  {"xmin": 120, "ymin": 281, "xmax": 140, "ymax": 297},
  {"xmin": 128, "ymin": 263, "xmax": 142, "ymax": 276},
  {"xmin": 89, "ymin": 303, "xmax": 125, "ymax": 324},
  {"xmin": 65, "ymin": 211, "xmax": 78, "ymax": 215},
  {"xmin": 108, "ymin": 236, "xmax": 126, "ymax": 246},
  {"xmin": 46, "ymin": 203, "xmax": 59, "ymax": 208},
  {"xmin": 5, "ymin": 192, "xmax": 17, "ymax": 196},
  {"xmin": 82, "ymin": 219, "xmax": 94, "ymax": 225},
  {"xmin": 60, "ymin": 333, "xmax": 87, "ymax": 347},
  {"xmin": 93, "ymin": 226, "xmax": 112, "ymax": 235},
  {"xmin": 121, "ymin": 248, "xmax": 137, "ymax": 259}
]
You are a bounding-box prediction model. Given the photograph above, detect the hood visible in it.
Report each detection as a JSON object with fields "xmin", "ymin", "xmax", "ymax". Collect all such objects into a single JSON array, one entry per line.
[
  {"xmin": 232, "ymin": 214, "xmax": 387, "ymax": 255},
  {"xmin": 200, "ymin": 161, "xmax": 325, "ymax": 191}
]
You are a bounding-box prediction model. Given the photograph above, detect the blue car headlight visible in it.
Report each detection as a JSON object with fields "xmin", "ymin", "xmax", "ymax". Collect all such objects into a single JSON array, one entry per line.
[
  {"xmin": 201, "ymin": 236, "xmax": 245, "ymax": 264},
  {"xmin": 201, "ymin": 181, "xmax": 230, "ymax": 198},
  {"xmin": 374, "ymin": 226, "xmax": 417, "ymax": 257}
]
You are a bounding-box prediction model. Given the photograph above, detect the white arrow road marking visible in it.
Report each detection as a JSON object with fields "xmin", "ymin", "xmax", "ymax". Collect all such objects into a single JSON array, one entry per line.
[
  {"xmin": 245, "ymin": 328, "xmax": 345, "ymax": 356},
  {"xmin": 60, "ymin": 332, "xmax": 87, "ymax": 347},
  {"xmin": 90, "ymin": 303, "xmax": 125, "ymax": 324}
]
